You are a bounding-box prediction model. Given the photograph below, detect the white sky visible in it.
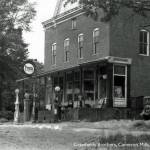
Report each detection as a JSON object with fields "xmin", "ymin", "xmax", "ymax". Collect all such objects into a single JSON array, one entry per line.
[{"xmin": 23, "ymin": 0, "xmax": 57, "ymax": 63}]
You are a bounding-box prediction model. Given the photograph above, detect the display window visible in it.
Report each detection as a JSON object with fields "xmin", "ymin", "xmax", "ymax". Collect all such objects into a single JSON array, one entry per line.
[
  {"xmin": 74, "ymin": 71, "xmax": 80, "ymax": 101},
  {"xmin": 66, "ymin": 72, "xmax": 73, "ymax": 102},
  {"xmin": 83, "ymin": 69, "xmax": 95, "ymax": 101},
  {"xmin": 113, "ymin": 65, "xmax": 127, "ymax": 107}
]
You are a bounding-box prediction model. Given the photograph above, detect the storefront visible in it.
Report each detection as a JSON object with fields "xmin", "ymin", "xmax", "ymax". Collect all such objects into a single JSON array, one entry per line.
[{"xmin": 44, "ymin": 57, "xmax": 132, "ymax": 111}]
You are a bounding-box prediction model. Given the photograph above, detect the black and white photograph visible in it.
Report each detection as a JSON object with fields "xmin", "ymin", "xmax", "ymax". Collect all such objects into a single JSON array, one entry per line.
[{"xmin": 0, "ymin": 0, "xmax": 150, "ymax": 149}]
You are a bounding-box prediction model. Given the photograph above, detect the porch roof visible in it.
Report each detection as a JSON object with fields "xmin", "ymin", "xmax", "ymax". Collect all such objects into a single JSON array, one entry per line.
[{"xmin": 16, "ymin": 56, "xmax": 132, "ymax": 82}]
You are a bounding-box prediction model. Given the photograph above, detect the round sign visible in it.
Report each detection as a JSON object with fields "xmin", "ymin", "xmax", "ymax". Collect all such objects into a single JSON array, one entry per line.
[{"xmin": 23, "ymin": 62, "xmax": 35, "ymax": 75}]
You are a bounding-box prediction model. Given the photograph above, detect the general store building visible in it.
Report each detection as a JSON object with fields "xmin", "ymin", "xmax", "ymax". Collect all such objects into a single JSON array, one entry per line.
[{"xmin": 40, "ymin": 0, "xmax": 150, "ymax": 119}]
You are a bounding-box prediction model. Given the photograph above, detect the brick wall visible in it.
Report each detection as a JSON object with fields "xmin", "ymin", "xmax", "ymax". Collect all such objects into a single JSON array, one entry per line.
[
  {"xmin": 44, "ymin": 7, "xmax": 150, "ymax": 98},
  {"xmin": 44, "ymin": 10, "xmax": 110, "ymax": 72},
  {"xmin": 110, "ymin": 7, "xmax": 150, "ymax": 97}
]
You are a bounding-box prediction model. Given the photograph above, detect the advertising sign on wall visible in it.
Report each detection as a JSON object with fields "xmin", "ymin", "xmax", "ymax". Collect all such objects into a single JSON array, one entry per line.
[{"xmin": 113, "ymin": 98, "xmax": 127, "ymax": 107}]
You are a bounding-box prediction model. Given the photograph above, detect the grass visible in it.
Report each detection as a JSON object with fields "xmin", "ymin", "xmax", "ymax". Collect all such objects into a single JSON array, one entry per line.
[
  {"xmin": 72, "ymin": 120, "xmax": 150, "ymax": 150},
  {"xmin": 132, "ymin": 120, "xmax": 150, "ymax": 130},
  {"xmin": 76, "ymin": 134, "xmax": 150, "ymax": 150}
]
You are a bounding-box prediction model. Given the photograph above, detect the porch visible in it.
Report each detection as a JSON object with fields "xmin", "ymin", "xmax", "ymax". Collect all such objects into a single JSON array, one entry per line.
[
  {"xmin": 45, "ymin": 59, "xmax": 131, "ymax": 110},
  {"xmin": 37, "ymin": 107, "xmax": 142, "ymax": 123},
  {"xmin": 17, "ymin": 57, "xmax": 134, "ymax": 122}
]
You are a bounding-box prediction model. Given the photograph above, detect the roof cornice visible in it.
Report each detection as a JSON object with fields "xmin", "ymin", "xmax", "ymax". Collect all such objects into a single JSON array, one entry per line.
[{"xmin": 42, "ymin": 6, "xmax": 83, "ymax": 29}]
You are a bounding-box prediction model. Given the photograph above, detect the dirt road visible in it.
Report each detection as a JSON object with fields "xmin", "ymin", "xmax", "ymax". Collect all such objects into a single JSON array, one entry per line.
[{"xmin": 0, "ymin": 120, "xmax": 149, "ymax": 150}]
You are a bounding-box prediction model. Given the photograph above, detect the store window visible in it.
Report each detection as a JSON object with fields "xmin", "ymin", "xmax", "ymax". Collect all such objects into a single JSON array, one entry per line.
[
  {"xmin": 78, "ymin": 34, "xmax": 84, "ymax": 59},
  {"xmin": 93, "ymin": 28, "xmax": 99, "ymax": 54},
  {"xmin": 74, "ymin": 71, "xmax": 80, "ymax": 101},
  {"xmin": 139, "ymin": 29, "xmax": 149, "ymax": 56},
  {"xmin": 53, "ymin": 76, "xmax": 64, "ymax": 104},
  {"xmin": 52, "ymin": 43, "xmax": 56, "ymax": 65},
  {"xmin": 64, "ymin": 38, "xmax": 70, "ymax": 62},
  {"xmin": 83, "ymin": 69, "xmax": 95, "ymax": 101},
  {"xmin": 66, "ymin": 72, "xmax": 73, "ymax": 103},
  {"xmin": 113, "ymin": 65, "xmax": 127, "ymax": 107},
  {"xmin": 45, "ymin": 76, "xmax": 52, "ymax": 106}
]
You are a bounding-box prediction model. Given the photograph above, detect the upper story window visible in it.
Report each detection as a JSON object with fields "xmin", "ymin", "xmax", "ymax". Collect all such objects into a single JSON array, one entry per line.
[
  {"xmin": 93, "ymin": 28, "xmax": 100, "ymax": 54},
  {"xmin": 139, "ymin": 29, "xmax": 149, "ymax": 56},
  {"xmin": 64, "ymin": 38, "xmax": 70, "ymax": 62},
  {"xmin": 72, "ymin": 18, "xmax": 77, "ymax": 29},
  {"xmin": 78, "ymin": 34, "xmax": 84, "ymax": 59},
  {"xmin": 52, "ymin": 43, "xmax": 56, "ymax": 65}
]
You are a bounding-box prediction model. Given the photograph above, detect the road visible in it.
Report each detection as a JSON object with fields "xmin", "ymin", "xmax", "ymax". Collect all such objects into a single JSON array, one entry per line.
[{"xmin": 0, "ymin": 120, "xmax": 149, "ymax": 150}]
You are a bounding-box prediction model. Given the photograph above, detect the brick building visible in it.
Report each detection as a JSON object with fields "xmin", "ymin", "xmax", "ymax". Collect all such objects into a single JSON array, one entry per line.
[{"xmin": 41, "ymin": 0, "xmax": 150, "ymax": 119}]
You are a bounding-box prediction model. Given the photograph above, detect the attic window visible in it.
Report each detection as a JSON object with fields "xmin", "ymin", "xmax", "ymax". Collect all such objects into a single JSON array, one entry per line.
[{"xmin": 72, "ymin": 18, "xmax": 77, "ymax": 29}]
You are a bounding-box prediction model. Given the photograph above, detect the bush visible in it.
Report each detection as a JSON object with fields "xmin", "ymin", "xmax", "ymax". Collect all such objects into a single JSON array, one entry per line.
[
  {"xmin": 0, "ymin": 111, "xmax": 14, "ymax": 120},
  {"xmin": 0, "ymin": 118, "xmax": 8, "ymax": 123}
]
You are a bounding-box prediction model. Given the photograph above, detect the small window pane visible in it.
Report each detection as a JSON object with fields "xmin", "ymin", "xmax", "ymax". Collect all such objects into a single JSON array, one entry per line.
[
  {"xmin": 67, "ymin": 82, "xmax": 73, "ymax": 89},
  {"xmin": 67, "ymin": 94, "xmax": 73, "ymax": 102},
  {"xmin": 85, "ymin": 93, "xmax": 94, "ymax": 101},
  {"xmin": 74, "ymin": 71, "xmax": 80, "ymax": 81},
  {"xmin": 84, "ymin": 70, "xmax": 94, "ymax": 79},
  {"xmin": 84, "ymin": 81, "xmax": 94, "ymax": 91},
  {"xmin": 140, "ymin": 32, "xmax": 143, "ymax": 42},
  {"xmin": 66, "ymin": 72, "xmax": 73, "ymax": 81},
  {"xmin": 114, "ymin": 76, "xmax": 125, "ymax": 98},
  {"xmin": 144, "ymin": 32, "xmax": 147, "ymax": 43},
  {"xmin": 93, "ymin": 29, "xmax": 99, "ymax": 43},
  {"xmin": 114, "ymin": 65, "xmax": 125, "ymax": 75}
]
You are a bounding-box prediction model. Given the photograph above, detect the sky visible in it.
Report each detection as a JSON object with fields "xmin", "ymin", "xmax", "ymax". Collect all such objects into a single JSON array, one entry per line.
[{"xmin": 23, "ymin": 0, "xmax": 57, "ymax": 63}]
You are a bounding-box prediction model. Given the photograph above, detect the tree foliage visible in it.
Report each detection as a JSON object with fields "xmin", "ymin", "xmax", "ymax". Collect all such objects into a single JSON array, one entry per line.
[
  {"xmin": 67, "ymin": 0, "xmax": 150, "ymax": 21},
  {"xmin": 0, "ymin": 0, "xmax": 36, "ymax": 79},
  {"xmin": 0, "ymin": 0, "xmax": 36, "ymax": 110},
  {"xmin": 0, "ymin": 0, "xmax": 36, "ymax": 32}
]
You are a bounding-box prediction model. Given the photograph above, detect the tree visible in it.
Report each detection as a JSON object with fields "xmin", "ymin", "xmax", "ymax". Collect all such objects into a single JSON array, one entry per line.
[
  {"xmin": 67, "ymin": 0, "xmax": 150, "ymax": 21},
  {"xmin": 0, "ymin": 0, "xmax": 36, "ymax": 31},
  {"xmin": 0, "ymin": 0, "xmax": 36, "ymax": 79},
  {"xmin": 0, "ymin": 0, "xmax": 36, "ymax": 110}
]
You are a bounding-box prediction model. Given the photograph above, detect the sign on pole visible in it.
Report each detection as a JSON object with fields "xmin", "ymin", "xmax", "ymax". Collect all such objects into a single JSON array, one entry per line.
[{"xmin": 23, "ymin": 61, "xmax": 35, "ymax": 76}]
